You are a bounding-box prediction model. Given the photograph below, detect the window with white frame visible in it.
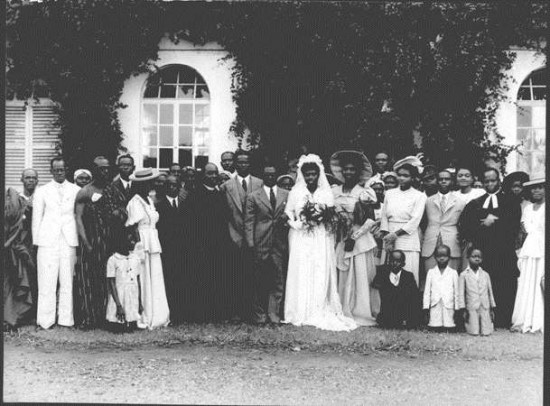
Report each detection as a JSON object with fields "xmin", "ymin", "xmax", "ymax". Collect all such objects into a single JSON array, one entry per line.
[
  {"xmin": 516, "ymin": 67, "xmax": 546, "ymax": 178},
  {"xmin": 141, "ymin": 64, "xmax": 211, "ymax": 170}
]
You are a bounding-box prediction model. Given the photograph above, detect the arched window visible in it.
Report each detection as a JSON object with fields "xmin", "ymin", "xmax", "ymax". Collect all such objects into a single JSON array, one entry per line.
[
  {"xmin": 141, "ymin": 65, "xmax": 210, "ymax": 169},
  {"xmin": 516, "ymin": 67, "xmax": 546, "ymax": 178}
]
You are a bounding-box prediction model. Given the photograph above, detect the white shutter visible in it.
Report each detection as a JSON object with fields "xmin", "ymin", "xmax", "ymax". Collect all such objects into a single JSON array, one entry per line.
[
  {"xmin": 5, "ymin": 105, "xmax": 27, "ymax": 191},
  {"xmin": 31, "ymin": 104, "xmax": 60, "ymax": 185}
]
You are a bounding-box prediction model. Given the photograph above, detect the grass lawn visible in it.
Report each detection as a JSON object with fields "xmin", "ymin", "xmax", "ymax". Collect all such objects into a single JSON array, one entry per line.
[{"xmin": 5, "ymin": 323, "xmax": 543, "ymax": 362}]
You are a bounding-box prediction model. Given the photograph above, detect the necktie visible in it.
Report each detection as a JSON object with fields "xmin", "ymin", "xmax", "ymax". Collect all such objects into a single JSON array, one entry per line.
[
  {"xmin": 242, "ymin": 178, "xmax": 248, "ymax": 193},
  {"xmin": 172, "ymin": 198, "xmax": 177, "ymax": 209},
  {"xmin": 270, "ymin": 187, "xmax": 276, "ymax": 210},
  {"xmin": 441, "ymin": 194, "xmax": 447, "ymax": 213}
]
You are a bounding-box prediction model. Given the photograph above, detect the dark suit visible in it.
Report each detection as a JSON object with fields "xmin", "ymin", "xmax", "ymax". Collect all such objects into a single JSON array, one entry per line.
[
  {"xmin": 244, "ymin": 186, "xmax": 289, "ymax": 323},
  {"xmin": 459, "ymin": 191, "xmax": 521, "ymax": 328},
  {"xmin": 98, "ymin": 178, "xmax": 132, "ymax": 256},
  {"xmin": 220, "ymin": 175, "xmax": 263, "ymax": 320},
  {"xmin": 156, "ymin": 195, "xmax": 186, "ymax": 323},
  {"xmin": 373, "ymin": 268, "xmax": 420, "ymax": 329}
]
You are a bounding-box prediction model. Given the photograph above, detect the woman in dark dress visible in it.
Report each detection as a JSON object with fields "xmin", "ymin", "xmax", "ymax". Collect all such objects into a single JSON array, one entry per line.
[{"xmin": 73, "ymin": 157, "xmax": 112, "ymax": 329}]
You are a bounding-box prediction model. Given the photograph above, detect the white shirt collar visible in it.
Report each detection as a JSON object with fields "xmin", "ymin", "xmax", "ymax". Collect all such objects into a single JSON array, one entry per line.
[
  {"xmin": 482, "ymin": 189, "xmax": 500, "ymax": 209},
  {"xmin": 264, "ymin": 185, "xmax": 277, "ymax": 195},
  {"xmin": 389, "ymin": 270, "xmax": 401, "ymax": 286},
  {"xmin": 237, "ymin": 174, "xmax": 251, "ymax": 184},
  {"xmin": 166, "ymin": 195, "xmax": 178, "ymax": 206},
  {"xmin": 120, "ymin": 178, "xmax": 131, "ymax": 188}
]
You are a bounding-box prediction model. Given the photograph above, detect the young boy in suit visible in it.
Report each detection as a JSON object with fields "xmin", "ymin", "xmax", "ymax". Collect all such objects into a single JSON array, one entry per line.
[
  {"xmin": 373, "ymin": 250, "xmax": 420, "ymax": 329},
  {"xmin": 458, "ymin": 247, "xmax": 496, "ymax": 336}
]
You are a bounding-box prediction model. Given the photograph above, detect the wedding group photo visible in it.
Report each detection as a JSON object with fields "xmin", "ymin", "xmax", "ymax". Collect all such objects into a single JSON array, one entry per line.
[{"xmin": 3, "ymin": 0, "xmax": 547, "ymax": 404}]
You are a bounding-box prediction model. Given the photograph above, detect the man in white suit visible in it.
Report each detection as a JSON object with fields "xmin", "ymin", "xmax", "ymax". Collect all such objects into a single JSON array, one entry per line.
[{"xmin": 32, "ymin": 157, "xmax": 80, "ymax": 329}]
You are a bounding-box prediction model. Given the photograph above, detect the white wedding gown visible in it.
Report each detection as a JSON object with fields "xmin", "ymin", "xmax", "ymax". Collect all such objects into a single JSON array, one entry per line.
[{"xmin": 283, "ymin": 156, "xmax": 357, "ymax": 331}]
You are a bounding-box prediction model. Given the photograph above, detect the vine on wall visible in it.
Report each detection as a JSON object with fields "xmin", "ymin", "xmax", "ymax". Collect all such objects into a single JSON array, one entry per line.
[{"xmin": 6, "ymin": 0, "xmax": 547, "ymax": 173}]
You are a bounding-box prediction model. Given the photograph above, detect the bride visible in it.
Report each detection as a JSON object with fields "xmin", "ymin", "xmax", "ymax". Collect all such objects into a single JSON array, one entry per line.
[{"xmin": 283, "ymin": 154, "xmax": 357, "ymax": 331}]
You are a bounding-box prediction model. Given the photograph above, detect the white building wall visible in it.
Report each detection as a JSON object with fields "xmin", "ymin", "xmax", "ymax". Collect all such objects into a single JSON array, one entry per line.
[
  {"xmin": 118, "ymin": 36, "xmax": 238, "ymax": 169},
  {"xmin": 494, "ymin": 48, "xmax": 546, "ymax": 174}
]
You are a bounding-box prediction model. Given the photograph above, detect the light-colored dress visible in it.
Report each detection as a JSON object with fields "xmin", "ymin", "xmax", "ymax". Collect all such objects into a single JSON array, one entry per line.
[
  {"xmin": 511, "ymin": 202, "xmax": 545, "ymax": 333},
  {"xmin": 105, "ymin": 245, "xmax": 144, "ymax": 323},
  {"xmin": 126, "ymin": 195, "xmax": 170, "ymax": 329},
  {"xmin": 333, "ymin": 184, "xmax": 379, "ymax": 325},
  {"xmin": 283, "ymin": 185, "xmax": 357, "ymax": 331},
  {"xmin": 380, "ymin": 187, "xmax": 427, "ymax": 285}
]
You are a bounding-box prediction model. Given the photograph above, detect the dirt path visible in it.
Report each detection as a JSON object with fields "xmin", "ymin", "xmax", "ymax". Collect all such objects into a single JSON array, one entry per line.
[{"xmin": 4, "ymin": 341, "xmax": 542, "ymax": 405}]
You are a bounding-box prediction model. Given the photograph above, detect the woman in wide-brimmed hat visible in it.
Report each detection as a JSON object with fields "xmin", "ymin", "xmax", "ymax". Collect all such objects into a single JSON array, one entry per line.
[
  {"xmin": 330, "ymin": 150, "xmax": 380, "ymax": 325},
  {"xmin": 511, "ymin": 178, "xmax": 545, "ymax": 334},
  {"xmin": 125, "ymin": 168, "xmax": 170, "ymax": 329},
  {"xmin": 503, "ymin": 171, "xmax": 530, "ymax": 209}
]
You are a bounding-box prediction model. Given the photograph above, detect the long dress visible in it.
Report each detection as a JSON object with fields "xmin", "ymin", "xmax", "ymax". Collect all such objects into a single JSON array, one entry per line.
[
  {"xmin": 4, "ymin": 188, "xmax": 35, "ymax": 328},
  {"xmin": 333, "ymin": 184, "xmax": 379, "ymax": 325},
  {"xmin": 283, "ymin": 184, "xmax": 357, "ymax": 331},
  {"xmin": 126, "ymin": 195, "xmax": 170, "ymax": 329},
  {"xmin": 73, "ymin": 196, "xmax": 109, "ymax": 329},
  {"xmin": 511, "ymin": 202, "xmax": 545, "ymax": 333},
  {"xmin": 380, "ymin": 187, "xmax": 427, "ymax": 286}
]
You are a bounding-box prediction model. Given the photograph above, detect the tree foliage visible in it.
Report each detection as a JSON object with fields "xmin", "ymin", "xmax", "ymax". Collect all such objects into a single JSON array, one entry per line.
[{"xmin": 6, "ymin": 0, "xmax": 547, "ymax": 174}]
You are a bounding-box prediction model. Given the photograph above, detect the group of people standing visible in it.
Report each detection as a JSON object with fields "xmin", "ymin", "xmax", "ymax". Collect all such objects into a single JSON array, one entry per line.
[{"xmin": 3, "ymin": 148, "xmax": 544, "ymax": 337}]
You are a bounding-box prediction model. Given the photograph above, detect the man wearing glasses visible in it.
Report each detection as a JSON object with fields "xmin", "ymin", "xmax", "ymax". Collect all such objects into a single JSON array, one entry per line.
[{"xmin": 32, "ymin": 156, "xmax": 80, "ymax": 330}]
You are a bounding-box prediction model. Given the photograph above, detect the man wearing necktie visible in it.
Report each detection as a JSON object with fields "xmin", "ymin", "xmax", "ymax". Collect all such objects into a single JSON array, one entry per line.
[
  {"xmin": 459, "ymin": 168, "xmax": 521, "ymax": 328},
  {"xmin": 422, "ymin": 170, "xmax": 466, "ymax": 279},
  {"xmin": 155, "ymin": 175, "xmax": 186, "ymax": 323},
  {"xmin": 32, "ymin": 157, "xmax": 80, "ymax": 329},
  {"xmin": 98, "ymin": 154, "xmax": 135, "ymax": 257},
  {"xmin": 220, "ymin": 150, "xmax": 263, "ymax": 321},
  {"xmin": 244, "ymin": 165, "xmax": 290, "ymax": 324}
]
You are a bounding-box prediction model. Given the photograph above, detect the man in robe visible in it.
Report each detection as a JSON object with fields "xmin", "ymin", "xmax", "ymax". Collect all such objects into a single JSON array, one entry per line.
[
  {"xmin": 183, "ymin": 163, "xmax": 234, "ymax": 322},
  {"xmin": 4, "ymin": 187, "xmax": 36, "ymax": 331},
  {"xmin": 459, "ymin": 168, "xmax": 521, "ymax": 328},
  {"xmin": 156, "ymin": 175, "xmax": 186, "ymax": 323}
]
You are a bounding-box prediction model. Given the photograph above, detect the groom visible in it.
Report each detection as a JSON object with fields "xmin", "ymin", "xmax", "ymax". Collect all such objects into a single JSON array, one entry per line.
[
  {"xmin": 244, "ymin": 165, "xmax": 289, "ymax": 324},
  {"xmin": 220, "ymin": 150, "xmax": 263, "ymax": 321}
]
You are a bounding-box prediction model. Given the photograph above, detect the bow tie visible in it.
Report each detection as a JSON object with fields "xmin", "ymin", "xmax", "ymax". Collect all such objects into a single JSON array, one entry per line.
[{"xmin": 482, "ymin": 193, "xmax": 499, "ymax": 209}]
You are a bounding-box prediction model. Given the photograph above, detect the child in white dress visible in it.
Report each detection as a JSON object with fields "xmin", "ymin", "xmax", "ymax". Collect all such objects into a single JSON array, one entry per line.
[
  {"xmin": 423, "ymin": 245, "xmax": 459, "ymax": 330},
  {"xmin": 106, "ymin": 230, "xmax": 143, "ymax": 332}
]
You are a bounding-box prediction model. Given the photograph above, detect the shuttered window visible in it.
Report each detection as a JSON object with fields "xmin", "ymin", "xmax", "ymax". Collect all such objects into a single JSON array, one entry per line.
[{"xmin": 4, "ymin": 101, "xmax": 60, "ymax": 191}]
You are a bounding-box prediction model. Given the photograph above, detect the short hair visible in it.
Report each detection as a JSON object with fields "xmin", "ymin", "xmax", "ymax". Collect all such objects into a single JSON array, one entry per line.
[
  {"xmin": 422, "ymin": 165, "xmax": 438, "ymax": 177},
  {"xmin": 204, "ymin": 162, "xmax": 218, "ymax": 172},
  {"xmin": 466, "ymin": 245, "xmax": 483, "ymax": 257},
  {"xmin": 375, "ymin": 151, "xmax": 390, "ymax": 159},
  {"xmin": 116, "ymin": 154, "xmax": 135, "ymax": 166},
  {"xmin": 234, "ymin": 149, "xmax": 251, "ymax": 160},
  {"xmin": 390, "ymin": 249, "xmax": 406, "ymax": 262},
  {"xmin": 483, "ymin": 167, "xmax": 500, "ymax": 181},
  {"xmin": 21, "ymin": 168, "xmax": 38, "ymax": 178},
  {"xmin": 456, "ymin": 166, "xmax": 474, "ymax": 176},
  {"xmin": 50, "ymin": 156, "xmax": 65, "ymax": 169},
  {"xmin": 434, "ymin": 244, "xmax": 451, "ymax": 256},
  {"xmin": 437, "ymin": 169, "xmax": 453, "ymax": 179},
  {"xmin": 262, "ymin": 163, "xmax": 278, "ymax": 173},
  {"xmin": 396, "ymin": 163, "xmax": 418, "ymax": 178},
  {"xmin": 169, "ymin": 162, "xmax": 181, "ymax": 169},
  {"xmin": 93, "ymin": 156, "xmax": 109, "ymax": 166},
  {"xmin": 221, "ymin": 151, "xmax": 235, "ymax": 158}
]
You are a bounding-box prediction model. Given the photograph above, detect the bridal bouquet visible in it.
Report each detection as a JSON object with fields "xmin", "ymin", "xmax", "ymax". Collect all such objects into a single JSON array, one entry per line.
[{"xmin": 299, "ymin": 200, "xmax": 347, "ymax": 235}]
